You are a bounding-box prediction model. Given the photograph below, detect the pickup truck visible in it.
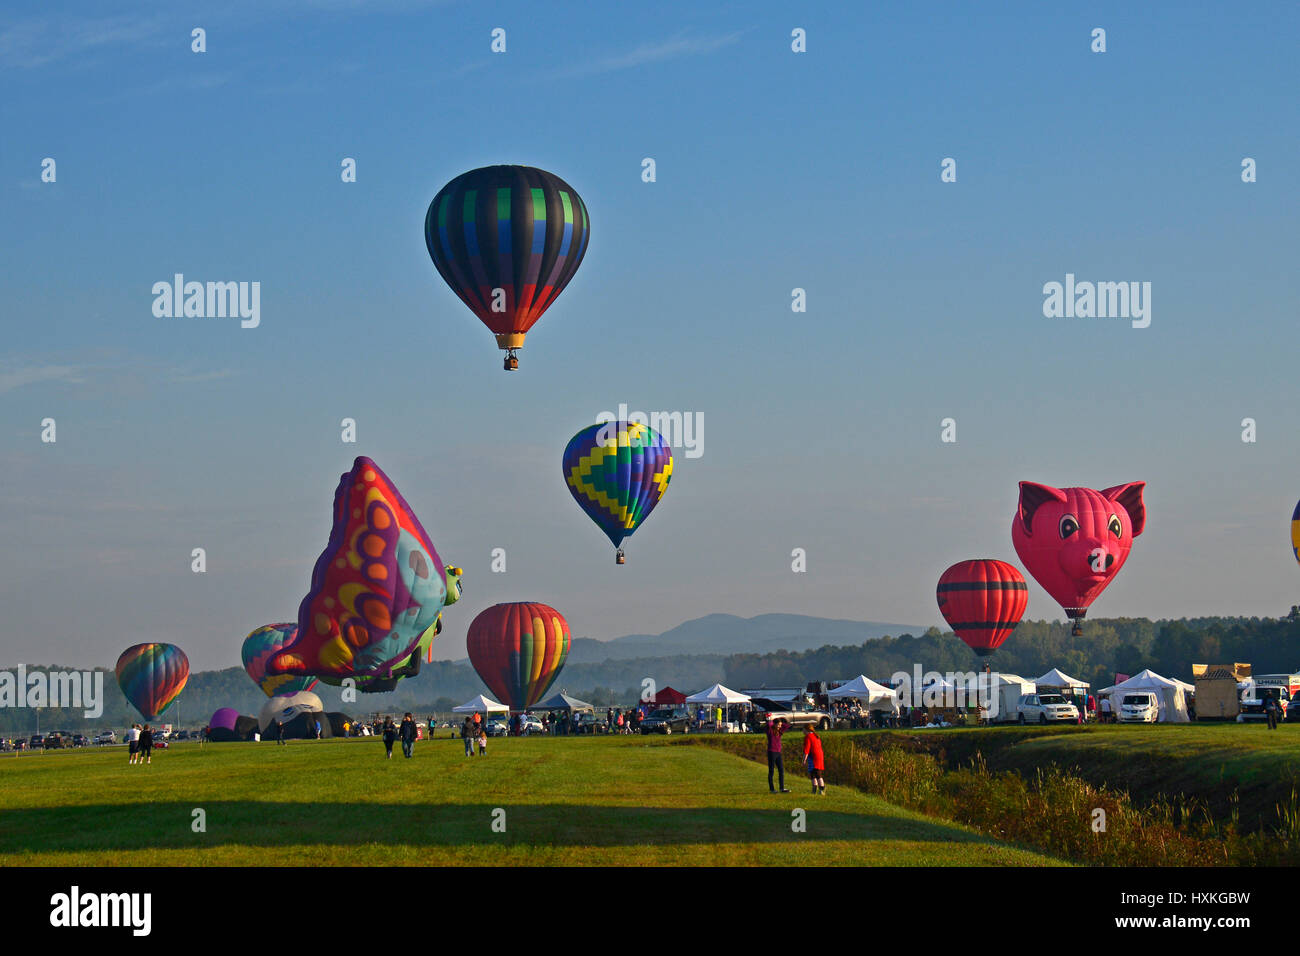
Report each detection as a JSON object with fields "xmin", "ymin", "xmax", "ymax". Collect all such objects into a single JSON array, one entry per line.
[{"xmin": 750, "ymin": 697, "xmax": 833, "ymax": 731}]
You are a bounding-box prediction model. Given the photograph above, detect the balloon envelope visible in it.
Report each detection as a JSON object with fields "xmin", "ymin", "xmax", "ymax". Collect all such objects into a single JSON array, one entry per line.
[
  {"xmin": 270, "ymin": 457, "xmax": 447, "ymax": 682},
  {"xmin": 242, "ymin": 624, "xmax": 318, "ymax": 698},
  {"xmin": 562, "ymin": 421, "xmax": 673, "ymax": 552},
  {"xmin": 116, "ymin": 643, "xmax": 189, "ymax": 720},
  {"xmin": 1291, "ymin": 500, "xmax": 1300, "ymax": 565},
  {"xmin": 467, "ymin": 602, "xmax": 571, "ymax": 710},
  {"xmin": 210, "ymin": 707, "xmax": 240, "ymax": 732},
  {"xmin": 1011, "ymin": 481, "xmax": 1146, "ymax": 621},
  {"xmin": 936, "ymin": 560, "xmax": 1028, "ymax": 657},
  {"xmin": 425, "ymin": 165, "xmax": 590, "ymax": 358}
]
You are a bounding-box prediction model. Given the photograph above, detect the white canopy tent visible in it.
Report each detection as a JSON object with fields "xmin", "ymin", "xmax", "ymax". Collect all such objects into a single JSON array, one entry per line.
[
  {"xmin": 827, "ymin": 675, "xmax": 900, "ymax": 711},
  {"xmin": 1098, "ymin": 669, "xmax": 1190, "ymax": 722},
  {"xmin": 1034, "ymin": 668, "xmax": 1090, "ymax": 689},
  {"xmin": 685, "ymin": 683, "xmax": 751, "ymax": 705},
  {"xmin": 452, "ymin": 694, "xmax": 509, "ymax": 714}
]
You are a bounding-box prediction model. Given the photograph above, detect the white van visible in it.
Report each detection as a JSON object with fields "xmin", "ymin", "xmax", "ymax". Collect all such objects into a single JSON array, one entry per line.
[{"xmin": 1118, "ymin": 692, "xmax": 1159, "ymax": 723}]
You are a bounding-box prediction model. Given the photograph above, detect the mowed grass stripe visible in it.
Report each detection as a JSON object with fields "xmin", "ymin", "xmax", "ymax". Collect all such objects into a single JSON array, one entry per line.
[{"xmin": 0, "ymin": 737, "xmax": 1064, "ymax": 866}]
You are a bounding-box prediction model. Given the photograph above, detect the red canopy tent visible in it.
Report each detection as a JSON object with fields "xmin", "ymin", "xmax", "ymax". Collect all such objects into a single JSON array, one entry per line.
[{"xmin": 651, "ymin": 686, "xmax": 687, "ymax": 707}]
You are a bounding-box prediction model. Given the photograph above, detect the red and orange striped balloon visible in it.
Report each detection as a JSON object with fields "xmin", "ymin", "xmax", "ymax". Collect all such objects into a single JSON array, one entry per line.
[
  {"xmin": 466, "ymin": 602, "xmax": 571, "ymax": 709},
  {"xmin": 936, "ymin": 559, "xmax": 1028, "ymax": 658}
]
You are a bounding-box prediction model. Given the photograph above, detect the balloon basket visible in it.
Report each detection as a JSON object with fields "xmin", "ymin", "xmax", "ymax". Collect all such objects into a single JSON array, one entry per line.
[
  {"xmin": 615, "ymin": 549, "xmax": 626, "ymax": 565},
  {"xmin": 503, "ymin": 350, "xmax": 519, "ymax": 371}
]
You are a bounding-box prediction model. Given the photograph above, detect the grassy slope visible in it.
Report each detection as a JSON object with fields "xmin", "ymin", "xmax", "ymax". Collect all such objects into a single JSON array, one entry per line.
[
  {"xmin": 836, "ymin": 723, "xmax": 1300, "ymax": 830},
  {"xmin": 0, "ymin": 736, "xmax": 1062, "ymax": 866}
]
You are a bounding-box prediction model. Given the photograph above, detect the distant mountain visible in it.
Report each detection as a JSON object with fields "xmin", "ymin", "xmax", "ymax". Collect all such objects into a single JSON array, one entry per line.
[{"xmin": 563, "ymin": 613, "xmax": 924, "ymax": 664}]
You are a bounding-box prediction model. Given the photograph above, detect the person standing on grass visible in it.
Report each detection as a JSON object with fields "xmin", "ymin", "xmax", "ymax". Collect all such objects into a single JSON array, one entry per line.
[
  {"xmin": 1266, "ymin": 694, "xmax": 1279, "ymax": 730},
  {"xmin": 765, "ymin": 718, "xmax": 791, "ymax": 793},
  {"xmin": 127, "ymin": 724, "xmax": 141, "ymax": 764},
  {"xmin": 802, "ymin": 725, "xmax": 826, "ymax": 795},
  {"xmin": 477, "ymin": 727, "xmax": 487, "ymax": 756},
  {"xmin": 276, "ymin": 719, "xmax": 286, "ymax": 745},
  {"xmin": 382, "ymin": 717, "xmax": 397, "ymax": 758},
  {"xmin": 462, "ymin": 717, "xmax": 476, "ymax": 756},
  {"xmin": 399, "ymin": 713, "xmax": 416, "ymax": 758},
  {"xmin": 139, "ymin": 725, "xmax": 154, "ymax": 765}
]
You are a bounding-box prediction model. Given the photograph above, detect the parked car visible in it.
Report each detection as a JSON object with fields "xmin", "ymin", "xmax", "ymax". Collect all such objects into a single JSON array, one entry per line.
[
  {"xmin": 1017, "ymin": 693, "xmax": 1080, "ymax": 724},
  {"xmin": 639, "ymin": 708, "xmax": 692, "ymax": 735},
  {"xmin": 71, "ymin": 734, "xmax": 89, "ymax": 748},
  {"xmin": 1118, "ymin": 692, "xmax": 1160, "ymax": 723},
  {"xmin": 520, "ymin": 715, "xmax": 544, "ymax": 735},
  {"xmin": 749, "ymin": 697, "xmax": 833, "ymax": 731},
  {"xmin": 27, "ymin": 735, "xmax": 43, "ymax": 750},
  {"xmin": 42, "ymin": 733, "xmax": 67, "ymax": 749},
  {"xmin": 485, "ymin": 720, "xmax": 509, "ymax": 737},
  {"xmin": 94, "ymin": 730, "xmax": 117, "ymax": 745}
]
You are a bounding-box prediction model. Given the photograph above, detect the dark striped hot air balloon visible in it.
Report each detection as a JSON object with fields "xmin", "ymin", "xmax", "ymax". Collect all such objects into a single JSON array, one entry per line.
[
  {"xmin": 425, "ymin": 165, "xmax": 590, "ymax": 370},
  {"xmin": 466, "ymin": 602, "xmax": 571, "ymax": 710},
  {"xmin": 936, "ymin": 560, "xmax": 1029, "ymax": 658}
]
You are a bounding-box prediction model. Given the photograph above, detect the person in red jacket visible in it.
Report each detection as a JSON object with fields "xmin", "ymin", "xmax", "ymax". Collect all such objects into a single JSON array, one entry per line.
[{"xmin": 802, "ymin": 726, "xmax": 826, "ymax": 795}]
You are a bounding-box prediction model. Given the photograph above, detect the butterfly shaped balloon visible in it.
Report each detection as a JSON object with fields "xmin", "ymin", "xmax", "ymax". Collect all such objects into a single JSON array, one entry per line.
[{"xmin": 269, "ymin": 457, "xmax": 448, "ymax": 683}]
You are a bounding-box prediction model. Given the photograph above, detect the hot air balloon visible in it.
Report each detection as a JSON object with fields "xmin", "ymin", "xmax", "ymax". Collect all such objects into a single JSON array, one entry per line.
[
  {"xmin": 425, "ymin": 165, "xmax": 590, "ymax": 371},
  {"xmin": 1011, "ymin": 481, "xmax": 1146, "ymax": 636},
  {"xmin": 936, "ymin": 560, "xmax": 1029, "ymax": 658},
  {"xmin": 1291, "ymin": 500, "xmax": 1300, "ymax": 565},
  {"xmin": 311, "ymin": 565, "xmax": 463, "ymax": 694},
  {"xmin": 116, "ymin": 643, "xmax": 189, "ymax": 720},
  {"xmin": 563, "ymin": 420, "xmax": 673, "ymax": 564},
  {"xmin": 466, "ymin": 602, "xmax": 571, "ymax": 710},
  {"xmin": 269, "ymin": 457, "xmax": 448, "ymax": 684},
  {"xmin": 242, "ymin": 624, "xmax": 318, "ymax": 698}
]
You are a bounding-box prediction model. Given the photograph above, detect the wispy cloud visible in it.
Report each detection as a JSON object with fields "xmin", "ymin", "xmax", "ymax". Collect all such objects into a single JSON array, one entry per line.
[
  {"xmin": 0, "ymin": 363, "xmax": 83, "ymax": 394},
  {"xmin": 552, "ymin": 29, "xmax": 744, "ymax": 79},
  {"xmin": 0, "ymin": 14, "xmax": 167, "ymax": 69}
]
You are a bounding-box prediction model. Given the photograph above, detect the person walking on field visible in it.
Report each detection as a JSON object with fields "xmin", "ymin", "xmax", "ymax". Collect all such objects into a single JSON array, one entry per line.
[
  {"xmin": 765, "ymin": 718, "xmax": 791, "ymax": 793},
  {"xmin": 802, "ymin": 725, "xmax": 826, "ymax": 795},
  {"xmin": 138, "ymin": 725, "xmax": 154, "ymax": 765},
  {"xmin": 276, "ymin": 719, "xmax": 286, "ymax": 745},
  {"xmin": 1266, "ymin": 694, "xmax": 1280, "ymax": 730},
  {"xmin": 399, "ymin": 713, "xmax": 417, "ymax": 758},
  {"xmin": 127, "ymin": 724, "xmax": 141, "ymax": 764},
  {"xmin": 477, "ymin": 727, "xmax": 487, "ymax": 756},
  {"xmin": 462, "ymin": 717, "xmax": 476, "ymax": 757},
  {"xmin": 382, "ymin": 717, "xmax": 397, "ymax": 758}
]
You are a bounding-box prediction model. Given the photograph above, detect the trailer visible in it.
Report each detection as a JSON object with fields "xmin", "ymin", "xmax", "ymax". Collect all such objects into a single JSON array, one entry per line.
[{"xmin": 1192, "ymin": 662, "xmax": 1250, "ymax": 721}]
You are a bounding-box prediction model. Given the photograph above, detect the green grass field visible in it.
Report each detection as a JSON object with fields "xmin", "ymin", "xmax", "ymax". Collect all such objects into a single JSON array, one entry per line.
[{"xmin": 0, "ymin": 735, "xmax": 1064, "ymax": 866}]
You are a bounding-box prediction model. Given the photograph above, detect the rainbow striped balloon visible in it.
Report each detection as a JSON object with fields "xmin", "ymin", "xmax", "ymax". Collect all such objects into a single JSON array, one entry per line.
[
  {"xmin": 242, "ymin": 624, "xmax": 318, "ymax": 698},
  {"xmin": 115, "ymin": 643, "xmax": 189, "ymax": 720}
]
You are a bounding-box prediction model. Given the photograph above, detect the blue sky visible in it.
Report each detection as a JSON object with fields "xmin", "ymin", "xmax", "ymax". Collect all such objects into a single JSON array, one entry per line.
[{"xmin": 2, "ymin": 0, "xmax": 1298, "ymax": 671}]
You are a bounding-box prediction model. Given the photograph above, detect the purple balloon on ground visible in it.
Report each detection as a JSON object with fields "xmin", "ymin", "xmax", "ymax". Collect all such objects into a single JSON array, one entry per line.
[{"xmin": 210, "ymin": 707, "xmax": 240, "ymax": 732}]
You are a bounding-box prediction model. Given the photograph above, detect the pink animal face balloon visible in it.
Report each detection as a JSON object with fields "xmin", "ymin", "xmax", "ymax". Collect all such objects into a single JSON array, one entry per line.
[{"xmin": 1011, "ymin": 481, "xmax": 1146, "ymax": 620}]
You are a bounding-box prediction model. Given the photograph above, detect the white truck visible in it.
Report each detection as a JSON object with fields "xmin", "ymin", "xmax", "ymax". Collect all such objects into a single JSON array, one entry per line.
[{"xmin": 1117, "ymin": 691, "xmax": 1159, "ymax": 723}]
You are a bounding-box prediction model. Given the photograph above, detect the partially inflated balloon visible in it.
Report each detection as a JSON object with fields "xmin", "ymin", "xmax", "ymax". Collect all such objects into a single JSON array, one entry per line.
[
  {"xmin": 563, "ymin": 421, "xmax": 673, "ymax": 560},
  {"xmin": 467, "ymin": 602, "xmax": 571, "ymax": 710},
  {"xmin": 269, "ymin": 457, "xmax": 447, "ymax": 682},
  {"xmin": 937, "ymin": 560, "xmax": 1028, "ymax": 657},
  {"xmin": 425, "ymin": 165, "xmax": 590, "ymax": 369},
  {"xmin": 116, "ymin": 644, "xmax": 189, "ymax": 720},
  {"xmin": 1011, "ymin": 481, "xmax": 1146, "ymax": 624},
  {"xmin": 1291, "ymin": 501, "xmax": 1300, "ymax": 565},
  {"xmin": 242, "ymin": 624, "xmax": 318, "ymax": 698},
  {"xmin": 313, "ymin": 565, "xmax": 463, "ymax": 694}
]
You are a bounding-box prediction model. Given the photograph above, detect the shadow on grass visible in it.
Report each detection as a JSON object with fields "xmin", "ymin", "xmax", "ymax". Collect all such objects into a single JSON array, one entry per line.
[{"xmin": 0, "ymin": 801, "xmax": 1007, "ymax": 853}]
